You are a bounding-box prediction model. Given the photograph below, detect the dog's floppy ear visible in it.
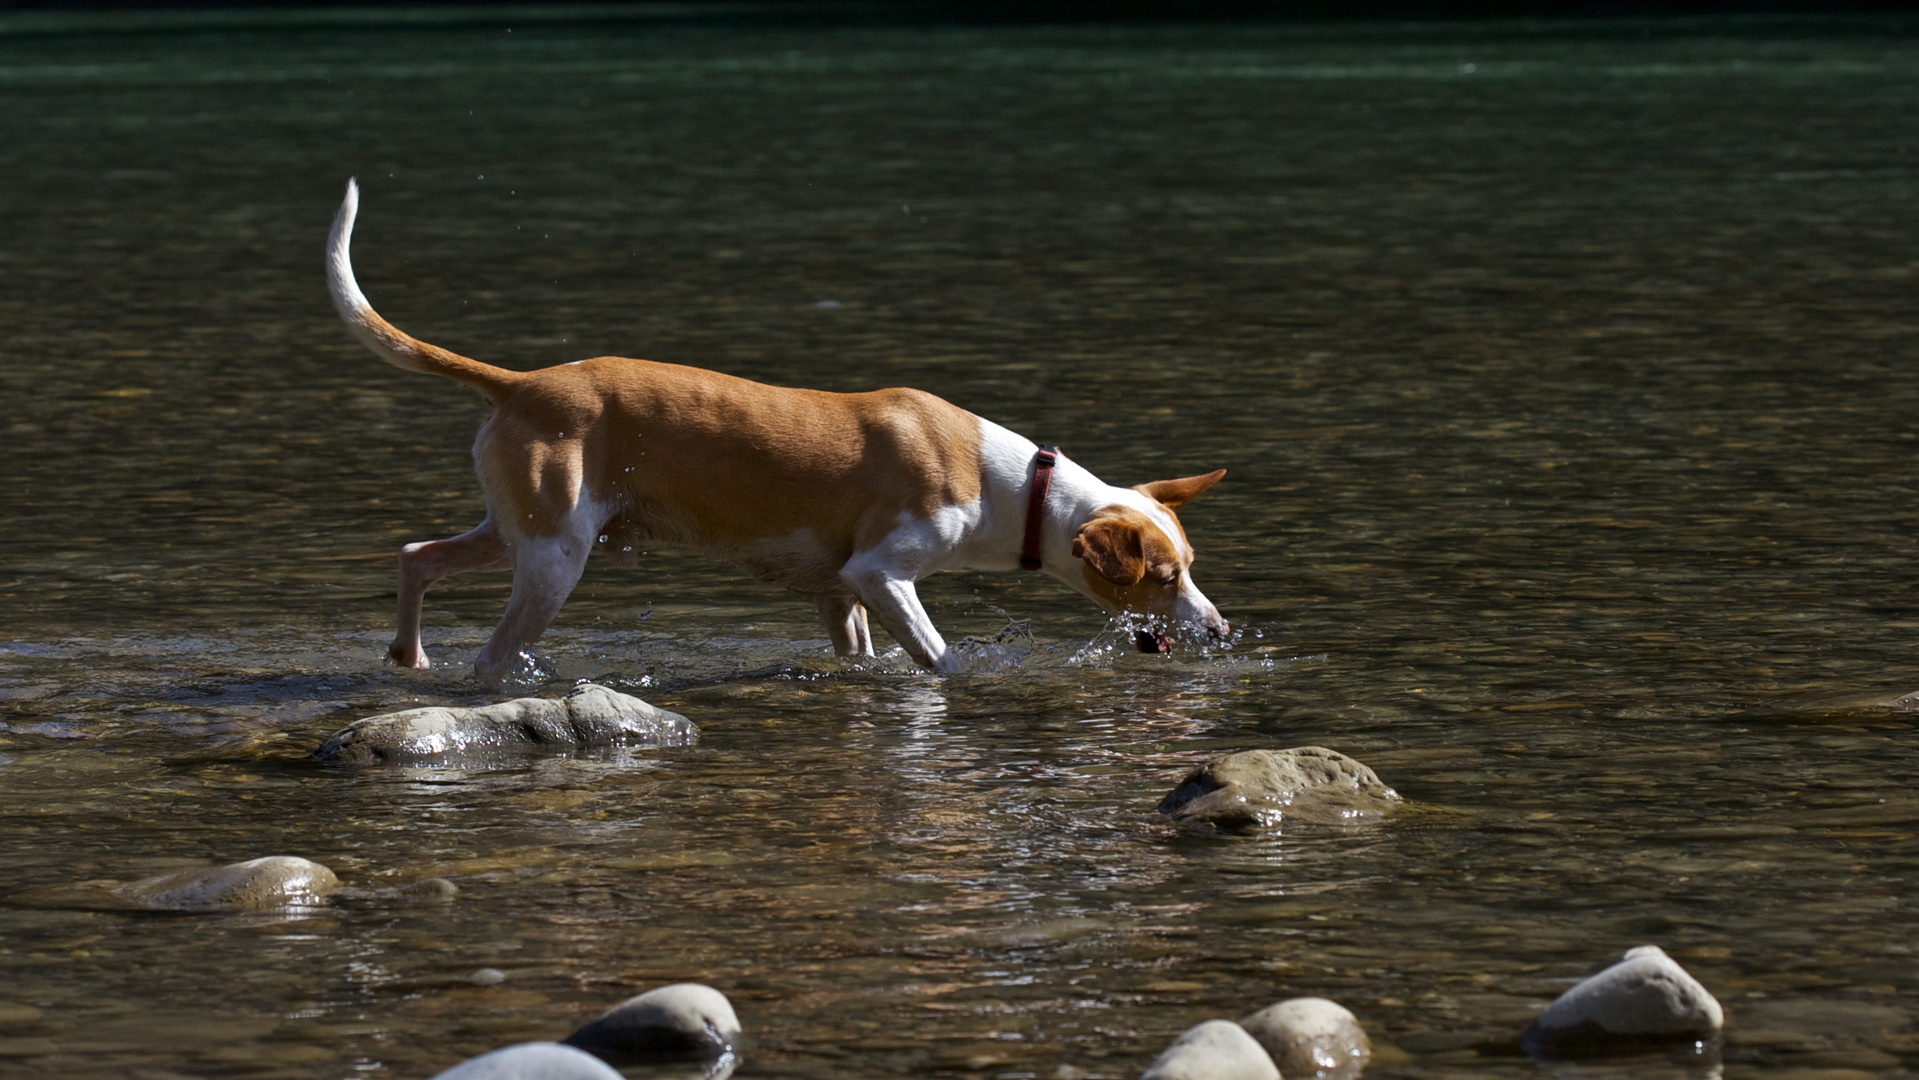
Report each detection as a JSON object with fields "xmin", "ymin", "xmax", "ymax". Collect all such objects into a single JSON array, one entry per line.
[
  {"xmin": 1073, "ymin": 518, "xmax": 1146, "ymax": 586},
  {"xmin": 1136, "ymin": 469, "xmax": 1226, "ymax": 510}
]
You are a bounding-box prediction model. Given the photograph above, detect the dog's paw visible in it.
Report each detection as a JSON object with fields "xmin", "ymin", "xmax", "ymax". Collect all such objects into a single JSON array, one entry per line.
[{"xmin": 385, "ymin": 646, "xmax": 431, "ymax": 670}]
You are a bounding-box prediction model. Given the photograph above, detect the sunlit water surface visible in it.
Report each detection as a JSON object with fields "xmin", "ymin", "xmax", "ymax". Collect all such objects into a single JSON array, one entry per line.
[{"xmin": 3, "ymin": 8, "xmax": 1919, "ymax": 1079}]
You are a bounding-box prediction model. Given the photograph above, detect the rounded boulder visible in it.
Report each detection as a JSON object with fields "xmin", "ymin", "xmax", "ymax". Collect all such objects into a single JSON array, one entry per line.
[
  {"xmin": 1157, "ymin": 747, "xmax": 1399, "ymax": 831},
  {"xmin": 1521, "ymin": 945, "xmax": 1724, "ymax": 1057},
  {"xmin": 563, "ymin": 983, "xmax": 740, "ymax": 1065},
  {"xmin": 1241, "ymin": 997, "xmax": 1371, "ymax": 1079},
  {"xmin": 1139, "ymin": 1019, "xmax": 1279, "ymax": 1080},
  {"xmin": 118, "ymin": 856, "xmax": 341, "ymax": 912}
]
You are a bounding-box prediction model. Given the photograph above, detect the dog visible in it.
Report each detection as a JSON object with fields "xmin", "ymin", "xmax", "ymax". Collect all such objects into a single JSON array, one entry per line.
[{"xmin": 325, "ymin": 179, "xmax": 1229, "ymax": 680}]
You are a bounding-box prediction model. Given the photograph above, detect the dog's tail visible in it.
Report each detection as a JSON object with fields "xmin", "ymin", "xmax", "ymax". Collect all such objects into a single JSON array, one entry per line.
[{"xmin": 326, "ymin": 178, "xmax": 517, "ymax": 397}]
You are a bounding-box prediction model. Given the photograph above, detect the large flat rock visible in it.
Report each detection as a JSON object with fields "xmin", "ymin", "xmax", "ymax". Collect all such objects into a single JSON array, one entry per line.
[
  {"xmin": 314, "ymin": 683, "xmax": 694, "ymax": 765},
  {"xmin": 118, "ymin": 856, "xmax": 340, "ymax": 912}
]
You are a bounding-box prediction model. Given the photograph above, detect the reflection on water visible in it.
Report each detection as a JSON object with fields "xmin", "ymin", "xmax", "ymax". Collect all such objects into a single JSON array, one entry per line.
[{"xmin": 3, "ymin": 8, "xmax": 1919, "ymax": 1079}]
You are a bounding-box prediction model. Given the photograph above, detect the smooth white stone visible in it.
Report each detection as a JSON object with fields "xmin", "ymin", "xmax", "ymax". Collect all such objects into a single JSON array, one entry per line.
[
  {"xmin": 1139, "ymin": 1019, "xmax": 1279, "ymax": 1080},
  {"xmin": 1241, "ymin": 997, "xmax": 1371, "ymax": 1079},
  {"xmin": 1524, "ymin": 945, "xmax": 1724, "ymax": 1054},
  {"xmin": 428, "ymin": 1043, "xmax": 624, "ymax": 1080},
  {"xmin": 563, "ymin": 983, "xmax": 740, "ymax": 1064}
]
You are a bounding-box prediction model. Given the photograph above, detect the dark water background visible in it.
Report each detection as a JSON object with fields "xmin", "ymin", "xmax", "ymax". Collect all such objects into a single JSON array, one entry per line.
[{"xmin": 3, "ymin": 7, "xmax": 1919, "ymax": 1078}]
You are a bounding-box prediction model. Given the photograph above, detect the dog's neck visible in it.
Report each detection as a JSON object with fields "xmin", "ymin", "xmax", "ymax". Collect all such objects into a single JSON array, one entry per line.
[
  {"xmin": 1019, "ymin": 445, "xmax": 1058, "ymax": 572},
  {"xmin": 1025, "ymin": 451, "xmax": 1182, "ymax": 598}
]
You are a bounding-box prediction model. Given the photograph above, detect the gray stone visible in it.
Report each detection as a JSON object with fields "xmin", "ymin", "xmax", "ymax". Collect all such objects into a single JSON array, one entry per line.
[
  {"xmin": 1139, "ymin": 1020, "xmax": 1279, "ymax": 1080},
  {"xmin": 390, "ymin": 877, "xmax": 459, "ymax": 903},
  {"xmin": 1521, "ymin": 945, "xmax": 1725, "ymax": 1058},
  {"xmin": 428, "ymin": 1043, "xmax": 624, "ymax": 1080},
  {"xmin": 118, "ymin": 856, "xmax": 341, "ymax": 912},
  {"xmin": 1157, "ymin": 747, "xmax": 1400, "ymax": 831},
  {"xmin": 314, "ymin": 683, "xmax": 694, "ymax": 765},
  {"xmin": 563, "ymin": 983, "xmax": 740, "ymax": 1065},
  {"xmin": 1241, "ymin": 997, "xmax": 1371, "ymax": 1079}
]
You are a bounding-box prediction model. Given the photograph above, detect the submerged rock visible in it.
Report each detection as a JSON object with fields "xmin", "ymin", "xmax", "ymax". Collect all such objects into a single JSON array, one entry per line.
[
  {"xmin": 1157, "ymin": 747, "xmax": 1399, "ymax": 830},
  {"xmin": 323, "ymin": 876, "xmax": 459, "ymax": 907},
  {"xmin": 388, "ymin": 877, "xmax": 459, "ymax": 903},
  {"xmin": 1240, "ymin": 997, "xmax": 1371, "ymax": 1079},
  {"xmin": 118, "ymin": 856, "xmax": 340, "ymax": 912},
  {"xmin": 428, "ymin": 1042, "xmax": 624, "ymax": 1080},
  {"xmin": 1521, "ymin": 945, "xmax": 1724, "ymax": 1058},
  {"xmin": 313, "ymin": 683, "xmax": 694, "ymax": 765},
  {"xmin": 1139, "ymin": 1020, "xmax": 1279, "ymax": 1080},
  {"xmin": 564, "ymin": 983, "xmax": 740, "ymax": 1065}
]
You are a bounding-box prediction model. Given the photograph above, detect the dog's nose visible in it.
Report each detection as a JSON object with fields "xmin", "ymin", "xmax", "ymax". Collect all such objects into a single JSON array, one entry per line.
[{"xmin": 1199, "ymin": 610, "xmax": 1229, "ymax": 640}]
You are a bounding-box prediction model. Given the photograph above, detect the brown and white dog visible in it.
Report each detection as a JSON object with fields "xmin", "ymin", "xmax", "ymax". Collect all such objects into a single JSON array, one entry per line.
[{"xmin": 326, "ymin": 179, "xmax": 1229, "ymax": 680}]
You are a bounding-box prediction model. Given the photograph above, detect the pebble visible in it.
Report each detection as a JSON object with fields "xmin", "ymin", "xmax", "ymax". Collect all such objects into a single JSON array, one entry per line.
[
  {"xmin": 1240, "ymin": 997, "xmax": 1371, "ymax": 1079},
  {"xmin": 563, "ymin": 983, "xmax": 740, "ymax": 1065},
  {"xmin": 1521, "ymin": 945, "xmax": 1724, "ymax": 1057},
  {"xmin": 1157, "ymin": 747, "xmax": 1400, "ymax": 831},
  {"xmin": 1138, "ymin": 1019, "xmax": 1279, "ymax": 1080},
  {"xmin": 313, "ymin": 683, "xmax": 695, "ymax": 765},
  {"xmin": 427, "ymin": 1042, "xmax": 624, "ymax": 1080},
  {"xmin": 116, "ymin": 856, "xmax": 340, "ymax": 912}
]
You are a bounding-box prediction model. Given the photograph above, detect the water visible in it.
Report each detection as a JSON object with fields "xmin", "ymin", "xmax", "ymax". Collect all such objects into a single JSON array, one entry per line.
[{"xmin": 3, "ymin": 8, "xmax": 1919, "ymax": 1078}]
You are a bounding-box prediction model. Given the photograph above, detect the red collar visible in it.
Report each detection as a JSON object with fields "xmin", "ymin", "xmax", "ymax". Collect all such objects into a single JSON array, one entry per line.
[{"xmin": 1020, "ymin": 445, "xmax": 1057, "ymax": 571}]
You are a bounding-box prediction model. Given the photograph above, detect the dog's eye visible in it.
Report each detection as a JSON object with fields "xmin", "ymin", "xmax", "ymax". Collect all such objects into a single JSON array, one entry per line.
[{"xmin": 1156, "ymin": 569, "xmax": 1179, "ymax": 588}]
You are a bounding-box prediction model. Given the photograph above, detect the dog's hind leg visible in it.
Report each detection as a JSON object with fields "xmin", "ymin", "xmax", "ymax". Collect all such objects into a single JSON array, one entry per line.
[
  {"xmin": 472, "ymin": 531, "xmax": 594, "ymax": 682},
  {"xmin": 390, "ymin": 520, "xmax": 510, "ymax": 669},
  {"xmin": 816, "ymin": 595, "xmax": 874, "ymax": 657}
]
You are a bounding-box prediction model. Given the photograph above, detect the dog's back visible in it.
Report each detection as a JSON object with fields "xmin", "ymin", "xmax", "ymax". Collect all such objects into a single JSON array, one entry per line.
[{"xmin": 485, "ymin": 357, "xmax": 987, "ymax": 584}]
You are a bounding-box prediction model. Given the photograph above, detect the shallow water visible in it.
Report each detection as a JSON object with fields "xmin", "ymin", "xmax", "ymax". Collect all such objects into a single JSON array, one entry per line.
[{"xmin": 4, "ymin": 8, "xmax": 1919, "ymax": 1079}]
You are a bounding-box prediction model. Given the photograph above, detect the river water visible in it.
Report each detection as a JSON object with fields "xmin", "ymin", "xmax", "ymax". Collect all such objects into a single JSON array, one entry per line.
[{"xmin": 3, "ymin": 8, "xmax": 1919, "ymax": 1079}]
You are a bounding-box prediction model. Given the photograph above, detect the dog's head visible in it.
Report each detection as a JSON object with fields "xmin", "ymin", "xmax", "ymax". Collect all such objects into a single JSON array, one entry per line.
[{"xmin": 1070, "ymin": 469, "xmax": 1229, "ymax": 647}]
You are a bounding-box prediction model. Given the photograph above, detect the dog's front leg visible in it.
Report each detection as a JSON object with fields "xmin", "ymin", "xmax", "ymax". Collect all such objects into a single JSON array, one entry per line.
[{"xmin": 840, "ymin": 568, "xmax": 958, "ymax": 673}]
